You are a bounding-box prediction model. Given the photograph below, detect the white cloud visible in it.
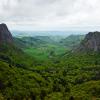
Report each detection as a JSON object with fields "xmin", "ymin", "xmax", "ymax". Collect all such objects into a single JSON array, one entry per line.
[{"xmin": 0, "ymin": 0, "xmax": 100, "ymax": 30}]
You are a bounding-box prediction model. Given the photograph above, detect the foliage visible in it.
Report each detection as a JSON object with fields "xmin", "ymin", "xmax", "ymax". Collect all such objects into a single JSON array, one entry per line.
[{"xmin": 0, "ymin": 35, "xmax": 100, "ymax": 100}]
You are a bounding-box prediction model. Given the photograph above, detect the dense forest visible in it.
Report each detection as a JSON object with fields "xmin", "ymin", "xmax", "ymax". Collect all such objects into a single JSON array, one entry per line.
[{"xmin": 0, "ymin": 24, "xmax": 100, "ymax": 100}]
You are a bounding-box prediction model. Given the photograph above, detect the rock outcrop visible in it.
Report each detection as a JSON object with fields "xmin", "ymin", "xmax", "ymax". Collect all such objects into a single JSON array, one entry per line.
[
  {"xmin": 0, "ymin": 23, "xmax": 13, "ymax": 44},
  {"xmin": 76, "ymin": 31, "xmax": 100, "ymax": 52}
]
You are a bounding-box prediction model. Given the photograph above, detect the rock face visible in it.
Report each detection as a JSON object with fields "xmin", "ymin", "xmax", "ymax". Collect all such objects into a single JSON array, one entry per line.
[
  {"xmin": 0, "ymin": 23, "xmax": 13, "ymax": 44},
  {"xmin": 76, "ymin": 31, "xmax": 100, "ymax": 52}
]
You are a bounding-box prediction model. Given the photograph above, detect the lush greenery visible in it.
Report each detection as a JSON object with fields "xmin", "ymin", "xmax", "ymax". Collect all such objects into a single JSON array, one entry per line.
[
  {"xmin": 0, "ymin": 35, "xmax": 100, "ymax": 100},
  {"xmin": 60, "ymin": 35, "xmax": 84, "ymax": 49}
]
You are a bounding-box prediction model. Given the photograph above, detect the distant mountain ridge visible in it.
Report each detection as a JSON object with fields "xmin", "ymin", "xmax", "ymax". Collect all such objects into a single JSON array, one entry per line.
[
  {"xmin": 0, "ymin": 23, "xmax": 13, "ymax": 44},
  {"xmin": 14, "ymin": 36, "xmax": 55, "ymax": 48},
  {"xmin": 76, "ymin": 31, "xmax": 100, "ymax": 52},
  {"xmin": 60, "ymin": 35, "xmax": 84, "ymax": 50},
  {"xmin": 12, "ymin": 30, "xmax": 87, "ymax": 37}
]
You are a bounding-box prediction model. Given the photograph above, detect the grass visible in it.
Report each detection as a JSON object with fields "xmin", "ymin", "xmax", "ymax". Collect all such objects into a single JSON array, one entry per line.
[{"xmin": 23, "ymin": 44, "xmax": 67, "ymax": 61}]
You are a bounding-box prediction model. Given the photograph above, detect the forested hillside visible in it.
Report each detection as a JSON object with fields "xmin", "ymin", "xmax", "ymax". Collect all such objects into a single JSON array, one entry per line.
[{"xmin": 60, "ymin": 35, "xmax": 84, "ymax": 50}]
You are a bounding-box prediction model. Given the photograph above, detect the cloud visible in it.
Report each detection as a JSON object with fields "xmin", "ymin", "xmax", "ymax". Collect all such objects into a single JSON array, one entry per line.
[{"xmin": 0, "ymin": 0, "xmax": 100, "ymax": 30}]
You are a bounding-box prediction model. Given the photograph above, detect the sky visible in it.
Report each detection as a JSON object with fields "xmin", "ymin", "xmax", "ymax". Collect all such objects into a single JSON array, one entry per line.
[{"xmin": 0, "ymin": 0, "xmax": 100, "ymax": 31}]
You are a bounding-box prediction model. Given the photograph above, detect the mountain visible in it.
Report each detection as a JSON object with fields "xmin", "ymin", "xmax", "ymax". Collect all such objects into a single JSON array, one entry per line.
[
  {"xmin": 14, "ymin": 36, "xmax": 52, "ymax": 48},
  {"xmin": 60, "ymin": 35, "xmax": 84, "ymax": 50},
  {"xmin": 14, "ymin": 35, "xmax": 63, "ymax": 49},
  {"xmin": 0, "ymin": 23, "xmax": 13, "ymax": 44},
  {"xmin": 0, "ymin": 24, "xmax": 38, "ymax": 70},
  {"xmin": 76, "ymin": 31, "xmax": 100, "ymax": 52}
]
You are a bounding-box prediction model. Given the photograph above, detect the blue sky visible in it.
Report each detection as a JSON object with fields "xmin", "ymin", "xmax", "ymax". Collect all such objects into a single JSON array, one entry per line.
[{"xmin": 0, "ymin": 0, "xmax": 100, "ymax": 31}]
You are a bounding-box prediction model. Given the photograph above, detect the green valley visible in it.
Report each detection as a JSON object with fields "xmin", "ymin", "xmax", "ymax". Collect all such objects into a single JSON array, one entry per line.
[{"xmin": 0, "ymin": 24, "xmax": 100, "ymax": 100}]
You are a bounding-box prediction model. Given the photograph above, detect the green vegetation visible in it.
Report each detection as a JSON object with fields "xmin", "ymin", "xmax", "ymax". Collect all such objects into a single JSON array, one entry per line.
[
  {"xmin": 24, "ymin": 44, "xmax": 67, "ymax": 61},
  {"xmin": 60, "ymin": 35, "xmax": 84, "ymax": 49},
  {"xmin": 0, "ymin": 35, "xmax": 100, "ymax": 100}
]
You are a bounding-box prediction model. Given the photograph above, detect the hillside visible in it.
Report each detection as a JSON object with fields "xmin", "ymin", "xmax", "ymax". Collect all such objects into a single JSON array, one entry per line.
[
  {"xmin": 14, "ymin": 36, "xmax": 59, "ymax": 48},
  {"xmin": 0, "ymin": 24, "xmax": 39, "ymax": 69},
  {"xmin": 14, "ymin": 36, "xmax": 67, "ymax": 61},
  {"xmin": 60, "ymin": 35, "xmax": 84, "ymax": 50}
]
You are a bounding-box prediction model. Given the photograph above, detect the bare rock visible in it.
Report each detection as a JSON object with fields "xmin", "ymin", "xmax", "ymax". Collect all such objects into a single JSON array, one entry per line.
[
  {"xmin": 0, "ymin": 23, "xmax": 13, "ymax": 44},
  {"xmin": 76, "ymin": 31, "xmax": 100, "ymax": 52}
]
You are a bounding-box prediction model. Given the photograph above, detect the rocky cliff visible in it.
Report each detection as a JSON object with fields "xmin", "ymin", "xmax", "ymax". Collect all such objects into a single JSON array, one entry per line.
[
  {"xmin": 0, "ymin": 23, "xmax": 13, "ymax": 44},
  {"xmin": 76, "ymin": 31, "xmax": 100, "ymax": 52}
]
